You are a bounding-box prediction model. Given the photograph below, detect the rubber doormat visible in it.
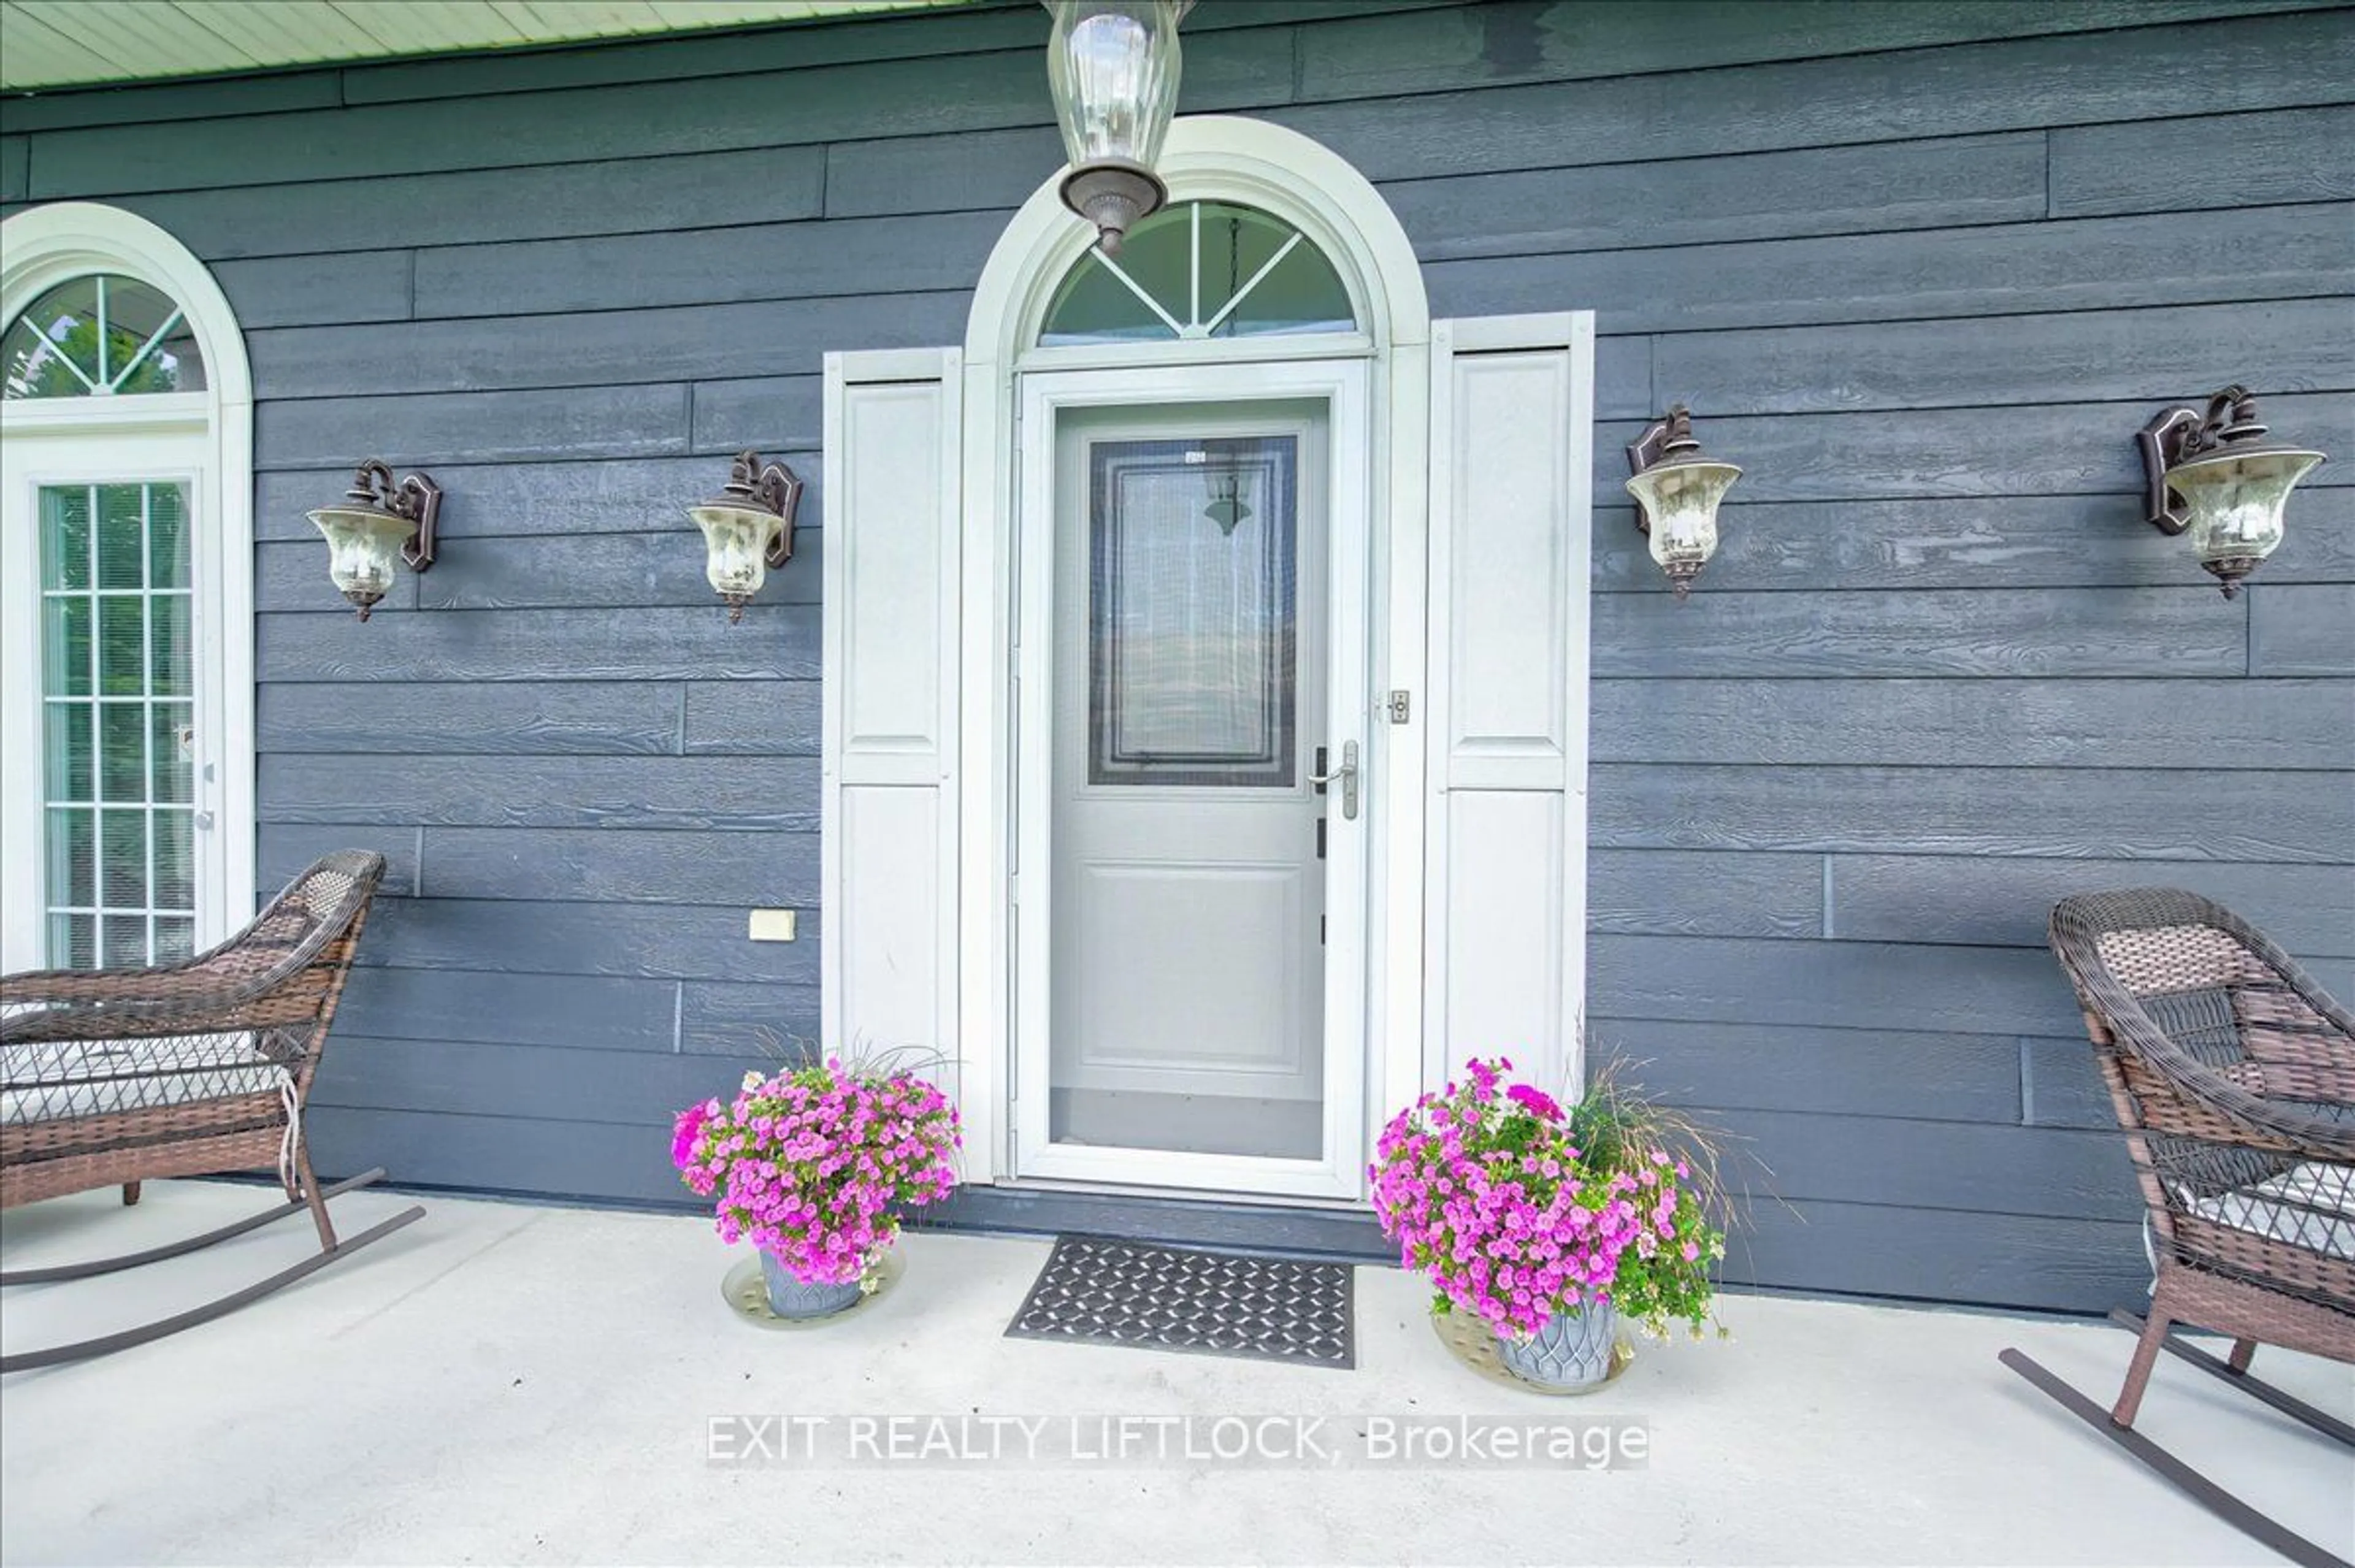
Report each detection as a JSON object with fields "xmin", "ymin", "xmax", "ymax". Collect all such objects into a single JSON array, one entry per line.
[{"xmin": 1005, "ymin": 1234, "xmax": 1355, "ymax": 1369}]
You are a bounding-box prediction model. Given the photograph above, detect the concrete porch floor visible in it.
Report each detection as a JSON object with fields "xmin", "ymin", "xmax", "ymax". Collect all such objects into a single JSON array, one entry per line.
[{"xmin": 2, "ymin": 1180, "xmax": 2350, "ymax": 1566}]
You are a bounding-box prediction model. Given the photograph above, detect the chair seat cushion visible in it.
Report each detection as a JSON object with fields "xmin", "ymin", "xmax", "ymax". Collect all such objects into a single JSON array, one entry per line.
[
  {"xmin": 2192, "ymin": 1163, "xmax": 2355, "ymax": 1261},
  {"xmin": 0, "ymin": 1038, "xmax": 288, "ymax": 1126}
]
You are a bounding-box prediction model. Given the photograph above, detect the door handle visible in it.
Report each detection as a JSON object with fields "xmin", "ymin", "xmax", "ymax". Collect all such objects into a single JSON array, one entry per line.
[{"xmin": 1309, "ymin": 740, "xmax": 1358, "ymax": 821}]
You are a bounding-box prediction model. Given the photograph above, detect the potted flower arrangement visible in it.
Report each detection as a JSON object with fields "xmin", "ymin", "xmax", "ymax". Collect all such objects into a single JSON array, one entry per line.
[
  {"xmin": 1369, "ymin": 1056, "xmax": 1727, "ymax": 1389},
  {"xmin": 673, "ymin": 1054, "xmax": 962, "ymax": 1320}
]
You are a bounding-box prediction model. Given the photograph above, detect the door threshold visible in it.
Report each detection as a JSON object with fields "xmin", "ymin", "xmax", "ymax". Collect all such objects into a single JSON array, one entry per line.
[
  {"xmin": 914, "ymin": 1181, "xmax": 1390, "ymax": 1263},
  {"xmin": 994, "ymin": 1172, "xmax": 1368, "ymax": 1212}
]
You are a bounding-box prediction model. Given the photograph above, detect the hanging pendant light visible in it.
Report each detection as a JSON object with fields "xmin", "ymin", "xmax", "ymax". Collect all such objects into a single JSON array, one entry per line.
[
  {"xmin": 1201, "ymin": 442, "xmax": 1251, "ymax": 537},
  {"xmin": 1042, "ymin": 1, "xmax": 1193, "ymax": 254},
  {"xmin": 1203, "ymin": 471, "xmax": 1250, "ymax": 537}
]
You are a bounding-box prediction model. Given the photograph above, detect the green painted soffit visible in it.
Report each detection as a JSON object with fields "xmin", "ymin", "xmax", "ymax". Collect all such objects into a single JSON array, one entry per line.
[{"xmin": 0, "ymin": 0, "xmax": 980, "ymax": 93}]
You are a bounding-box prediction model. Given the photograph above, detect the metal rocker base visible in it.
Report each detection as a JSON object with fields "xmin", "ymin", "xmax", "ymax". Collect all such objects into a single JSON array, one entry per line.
[
  {"xmin": 1, "ymin": 1169, "xmax": 425, "ymax": 1374},
  {"xmin": 1999, "ymin": 1345, "xmax": 2353, "ymax": 1568}
]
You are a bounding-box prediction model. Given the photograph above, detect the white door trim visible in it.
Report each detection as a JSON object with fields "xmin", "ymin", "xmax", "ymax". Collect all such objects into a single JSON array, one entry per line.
[
  {"xmin": 1010, "ymin": 358, "xmax": 1372, "ymax": 1200},
  {"xmin": 1, "ymin": 202, "xmax": 257, "ymax": 970},
  {"xmin": 957, "ymin": 116, "xmax": 1434, "ymax": 1195}
]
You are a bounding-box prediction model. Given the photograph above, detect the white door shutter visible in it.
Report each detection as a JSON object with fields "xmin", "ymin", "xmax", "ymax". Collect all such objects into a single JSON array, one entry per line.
[
  {"xmin": 820, "ymin": 347, "xmax": 962, "ymax": 1066},
  {"xmin": 1424, "ymin": 313, "xmax": 1595, "ymax": 1095}
]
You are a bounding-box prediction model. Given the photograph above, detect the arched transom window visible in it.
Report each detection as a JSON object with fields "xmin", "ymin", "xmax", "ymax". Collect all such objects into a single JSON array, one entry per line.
[
  {"xmin": 1040, "ymin": 201, "xmax": 1357, "ymax": 346},
  {"xmin": 4, "ymin": 272, "xmax": 207, "ymax": 400}
]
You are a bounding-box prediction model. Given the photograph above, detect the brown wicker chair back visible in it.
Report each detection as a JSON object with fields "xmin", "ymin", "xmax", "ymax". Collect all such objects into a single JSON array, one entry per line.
[
  {"xmin": 1, "ymin": 850, "xmax": 387, "ymax": 1210},
  {"xmin": 2002, "ymin": 891, "xmax": 2351, "ymax": 1562},
  {"xmin": 2046, "ymin": 888, "xmax": 2353, "ymax": 1408}
]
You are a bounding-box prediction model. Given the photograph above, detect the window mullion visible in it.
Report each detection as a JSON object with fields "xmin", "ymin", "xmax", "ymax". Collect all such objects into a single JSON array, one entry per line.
[
  {"xmin": 1189, "ymin": 201, "xmax": 1201, "ymax": 332},
  {"xmin": 141, "ymin": 483, "xmax": 157, "ymax": 963},
  {"xmin": 1090, "ymin": 249, "xmax": 1185, "ymax": 338},
  {"xmin": 111, "ymin": 308, "xmax": 183, "ymax": 394},
  {"xmin": 34, "ymin": 341, "xmax": 101, "ymax": 396},
  {"xmin": 1201, "ymin": 232, "xmax": 1304, "ymax": 338}
]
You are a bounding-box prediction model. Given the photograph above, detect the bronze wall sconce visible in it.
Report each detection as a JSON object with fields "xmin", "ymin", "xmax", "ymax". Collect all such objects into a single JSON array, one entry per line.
[
  {"xmin": 691, "ymin": 449, "xmax": 803, "ymax": 623},
  {"xmin": 307, "ymin": 459, "xmax": 441, "ymax": 620},
  {"xmin": 2139, "ymin": 386, "xmax": 2326, "ymax": 597},
  {"xmin": 1625, "ymin": 405, "xmax": 1742, "ymax": 600}
]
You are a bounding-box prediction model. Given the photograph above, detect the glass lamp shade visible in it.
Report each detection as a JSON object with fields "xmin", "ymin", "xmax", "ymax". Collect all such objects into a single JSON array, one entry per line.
[
  {"xmin": 2164, "ymin": 445, "xmax": 2324, "ymax": 596},
  {"xmin": 692, "ymin": 502, "xmax": 785, "ymax": 619},
  {"xmin": 1044, "ymin": 0, "xmax": 1189, "ymax": 252},
  {"xmin": 307, "ymin": 503, "xmax": 418, "ymax": 619},
  {"xmin": 1625, "ymin": 459, "xmax": 1742, "ymax": 599}
]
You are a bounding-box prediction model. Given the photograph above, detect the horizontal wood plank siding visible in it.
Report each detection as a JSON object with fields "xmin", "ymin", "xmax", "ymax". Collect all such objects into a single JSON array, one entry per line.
[
  {"xmin": 1279, "ymin": 10, "xmax": 2355, "ymax": 180},
  {"xmin": 10, "ymin": 0, "xmax": 2348, "ymax": 1316},
  {"xmin": 1590, "ymin": 679, "xmax": 2355, "ymax": 770},
  {"xmin": 1591, "ymin": 497, "xmax": 2355, "ymax": 592},
  {"xmin": 2049, "ymin": 105, "xmax": 2355, "ymax": 216}
]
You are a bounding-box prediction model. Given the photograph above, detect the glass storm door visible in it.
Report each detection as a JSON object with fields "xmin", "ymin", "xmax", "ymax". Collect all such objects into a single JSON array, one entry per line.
[
  {"xmin": 1013, "ymin": 366, "xmax": 1371, "ymax": 1199},
  {"xmin": 34, "ymin": 480, "xmax": 199, "ymax": 967}
]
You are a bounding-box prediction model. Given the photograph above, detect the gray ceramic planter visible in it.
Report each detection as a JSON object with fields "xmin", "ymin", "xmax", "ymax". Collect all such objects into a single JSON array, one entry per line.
[
  {"xmin": 758, "ymin": 1250, "xmax": 865, "ymax": 1320},
  {"xmin": 1496, "ymin": 1301, "xmax": 1618, "ymax": 1389}
]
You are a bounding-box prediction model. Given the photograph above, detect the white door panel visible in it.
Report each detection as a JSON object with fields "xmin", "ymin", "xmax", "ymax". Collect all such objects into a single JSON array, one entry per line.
[{"xmin": 1063, "ymin": 859, "xmax": 1310, "ymax": 1083}]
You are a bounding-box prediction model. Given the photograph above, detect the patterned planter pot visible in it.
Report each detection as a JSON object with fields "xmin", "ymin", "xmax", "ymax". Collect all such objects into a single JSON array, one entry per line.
[
  {"xmin": 758, "ymin": 1249, "xmax": 865, "ymax": 1320},
  {"xmin": 1496, "ymin": 1301, "xmax": 1619, "ymax": 1390}
]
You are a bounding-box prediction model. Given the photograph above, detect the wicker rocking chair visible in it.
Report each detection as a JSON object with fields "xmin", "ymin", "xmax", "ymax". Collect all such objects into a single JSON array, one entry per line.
[
  {"xmin": 1, "ymin": 850, "xmax": 423, "ymax": 1372},
  {"xmin": 1999, "ymin": 888, "xmax": 2354, "ymax": 1568}
]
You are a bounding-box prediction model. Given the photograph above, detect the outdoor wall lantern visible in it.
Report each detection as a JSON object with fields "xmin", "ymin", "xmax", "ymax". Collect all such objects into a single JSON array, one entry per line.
[
  {"xmin": 691, "ymin": 449, "xmax": 803, "ymax": 624},
  {"xmin": 1042, "ymin": 0, "xmax": 1192, "ymax": 254},
  {"xmin": 2138, "ymin": 385, "xmax": 2327, "ymax": 598},
  {"xmin": 1625, "ymin": 405, "xmax": 1743, "ymax": 601},
  {"xmin": 307, "ymin": 459, "xmax": 441, "ymax": 621}
]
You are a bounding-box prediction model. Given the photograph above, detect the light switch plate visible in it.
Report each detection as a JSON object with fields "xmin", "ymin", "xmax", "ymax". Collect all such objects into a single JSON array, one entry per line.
[{"xmin": 748, "ymin": 909, "xmax": 797, "ymax": 943}]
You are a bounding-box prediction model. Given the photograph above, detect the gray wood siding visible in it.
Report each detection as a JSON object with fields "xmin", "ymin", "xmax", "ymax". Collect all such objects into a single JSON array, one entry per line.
[{"xmin": 9, "ymin": 0, "xmax": 2349, "ymax": 1315}]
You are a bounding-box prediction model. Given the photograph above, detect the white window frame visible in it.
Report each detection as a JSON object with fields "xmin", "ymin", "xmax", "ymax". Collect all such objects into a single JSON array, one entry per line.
[{"xmin": 1, "ymin": 203, "xmax": 257, "ymax": 973}]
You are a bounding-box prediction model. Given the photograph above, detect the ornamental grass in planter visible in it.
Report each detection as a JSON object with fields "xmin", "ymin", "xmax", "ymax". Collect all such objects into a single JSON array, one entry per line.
[
  {"xmin": 1370, "ymin": 1057, "xmax": 1728, "ymax": 1389},
  {"xmin": 673, "ymin": 1053, "xmax": 962, "ymax": 1320}
]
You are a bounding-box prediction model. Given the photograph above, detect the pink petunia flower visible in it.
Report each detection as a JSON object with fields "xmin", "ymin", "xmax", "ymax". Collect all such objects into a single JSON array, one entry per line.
[
  {"xmin": 672, "ymin": 1098, "xmax": 718, "ymax": 1169},
  {"xmin": 1506, "ymin": 1084, "xmax": 1564, "ymax": 1122}
]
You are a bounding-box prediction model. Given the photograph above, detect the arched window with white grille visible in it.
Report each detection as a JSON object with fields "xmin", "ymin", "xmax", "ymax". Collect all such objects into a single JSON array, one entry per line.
[
  {"xmin": 1038, "ymin": 199, "xmax": 1358, "ymax": 346},
  {"xmin": 1, "ymin": 205, "xmax": 256, "ymax": 973}
]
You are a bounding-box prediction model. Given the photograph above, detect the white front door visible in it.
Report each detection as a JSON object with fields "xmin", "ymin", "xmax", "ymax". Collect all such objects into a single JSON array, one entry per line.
[{"xmin": 1013, "ymin": 361, "xmax": 1369, "ymax": 1199}]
